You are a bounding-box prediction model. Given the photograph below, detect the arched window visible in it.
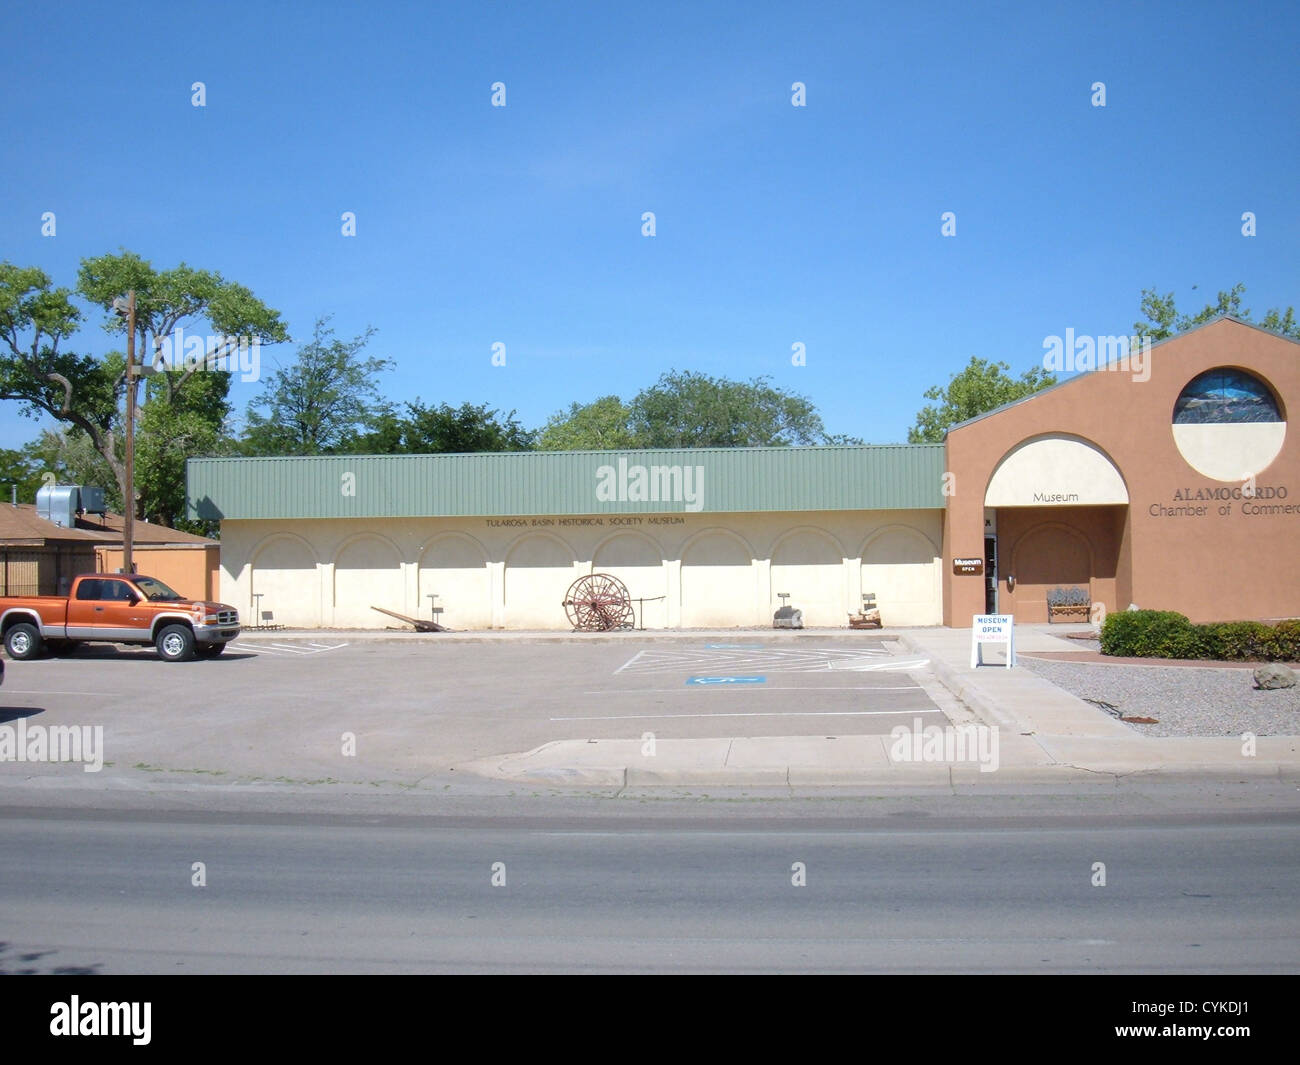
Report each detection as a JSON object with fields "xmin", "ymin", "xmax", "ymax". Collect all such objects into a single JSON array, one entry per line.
[{"xmin": 1173, "ymin": 369, "xmax": 1281, "ymax": 424}]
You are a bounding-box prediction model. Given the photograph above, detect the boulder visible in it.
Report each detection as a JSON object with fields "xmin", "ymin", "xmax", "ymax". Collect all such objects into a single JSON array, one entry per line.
[{"xmin": 1253, "ymin": 663, "xmax": 1297, "ymax": 690}]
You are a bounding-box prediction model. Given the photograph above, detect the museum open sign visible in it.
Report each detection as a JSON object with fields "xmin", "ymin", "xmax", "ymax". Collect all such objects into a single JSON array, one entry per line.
[{"xmin": 971, "ymin": 614, "xmax": 1016, "ymax": 668}]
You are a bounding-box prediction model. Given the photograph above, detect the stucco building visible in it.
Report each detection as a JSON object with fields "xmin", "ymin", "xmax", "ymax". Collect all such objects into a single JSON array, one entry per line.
[{"xmin": 188, "ymin": 317, "xmax": 1298, "ymax": 629}]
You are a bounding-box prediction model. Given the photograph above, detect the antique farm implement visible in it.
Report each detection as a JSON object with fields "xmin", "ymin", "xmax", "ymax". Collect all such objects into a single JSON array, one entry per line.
[
  {"xmin": 562, "ymin": 573, "xmax": 636, "ymax": 631},
  {"xmin": 370, "ymin": 605, "xmax": 449, "ymax": 632}
]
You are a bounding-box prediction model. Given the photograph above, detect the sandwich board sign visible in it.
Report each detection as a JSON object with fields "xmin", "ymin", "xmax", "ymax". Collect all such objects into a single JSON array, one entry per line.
[{"xmin": 971, "ymin": 614, "xmax": 1016, "ymax": 668}]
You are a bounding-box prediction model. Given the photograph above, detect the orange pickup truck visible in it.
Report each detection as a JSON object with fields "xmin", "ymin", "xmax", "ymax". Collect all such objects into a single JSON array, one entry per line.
[{"xmin": 0, "ymin": 574, "xmax": 240, "ymax": 662}]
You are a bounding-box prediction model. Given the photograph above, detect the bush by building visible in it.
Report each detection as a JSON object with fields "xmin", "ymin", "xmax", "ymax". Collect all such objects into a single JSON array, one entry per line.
[{"xmin": 1101, "ymin": 610, "xmax": 1300, "ymax": 661}]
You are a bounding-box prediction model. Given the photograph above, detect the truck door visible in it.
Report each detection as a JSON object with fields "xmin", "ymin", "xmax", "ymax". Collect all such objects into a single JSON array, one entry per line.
[{"xmin": 67, "ymin": 578, "xmax": 149, "ymax": 641}]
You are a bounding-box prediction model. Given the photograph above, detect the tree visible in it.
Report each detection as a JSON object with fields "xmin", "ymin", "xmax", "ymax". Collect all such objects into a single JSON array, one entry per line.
[
  {"xmin": 1134, "ymin": 283, "xmax": 1298, "ymax": 341},
  {"xmin": 136, "ymin": 369, "xmax": 236, "ymax": 532},
  {"xmin": 23, "ymin": 429, "xmax": 121, "ymax": 510},
  {"xmin": 537, "ymin": 396, "xmax": 637, "ymax": 450},
  {"xmin": 242, "ymin": 318, "xmax": 390, "ymax": 455},
  {"xmin": 1, "ymin": 252, "xmax": 286, "ymax": 519},
  {"xmin": 629, "ymin": 370, "xmax": 833, "ymax": 448},
  {"xmin": 0, "ymin": 446, "xmax": 49, "ymax": 505},
  {"xmin": 350, "ymin": 400, "xmax": 535, "ymax": 453},
  {"xmin": 908, "ymin": 358, "xmax": 1056, "ymax": 443},
  {"xmin": 397, "ymin": 400, "xmax": 535, "ymax": 453}
]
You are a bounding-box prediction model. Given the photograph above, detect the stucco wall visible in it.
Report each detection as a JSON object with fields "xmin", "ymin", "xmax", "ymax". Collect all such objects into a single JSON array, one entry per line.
[
  {"xmin": 216, "ymin": 509, "xmax": 945, "ymax": 629},
  {"xmin": 944, "ymin": 320, "xmax": 1300, "ymax": 625},
  {"xmin": 96, "ymin": 545, "xmax": 220, "ymax": 602}
]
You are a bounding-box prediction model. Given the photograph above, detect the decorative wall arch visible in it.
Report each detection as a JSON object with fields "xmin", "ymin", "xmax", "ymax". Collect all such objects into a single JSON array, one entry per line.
[
  {"xmin": 502, "ymin": 532, "xmax": 578, "ymax": 629},
  {"xmin": 332, "ymin": 530, "xmax": 405, "ymax": 565},
  {"xmin": 417, "ymin": 530, "xmax": 489, "ymax": 567},
  {"xmin": 503, "ymin": 530, "xmax": 577, "ymax": 566},
  {"xmin": 591, "ymin": 527, "xmax": 663, "ymax": 565},
  {"xmin": 769, "ymin": 524, "xmax": 847, "ymax": 562},
  {"xmin": 250, "ymin": 531, "xmax": 320, "ymax": 568},
  {"xmin": 592, "ymin": 529, "xmax": 669, "ymax": 629},
  {"xmin": 769, "ymin": 525, "xmax": 848, "ymax": 627},
  {"xmin": 418, "ymin": 531, "xmax": 491, "ymax": 629},
  {"xmin": 679, "ymin": 527, "xmax": 757, "ymax": 628},
  {"xmin": 859, "ymin": 523, "xmax": 941, "ymax": 626},
  {"xmin": 332, "ymin": 532, "xmax": 404, "ymax": 625},
  {"xmin": 858, "ymin": 523, "xmax": 940, "ymax": 562},
  {"xmin": 679, "ymin": 525, "xmax": 757, "ymax": 562},
  {"xmin": 248, "ymin": 532, "xmax": 321, "ymax": 628},
  {"xmin": 1008, "ymin": 521, "xmax": 1094, "ymax": 588}
]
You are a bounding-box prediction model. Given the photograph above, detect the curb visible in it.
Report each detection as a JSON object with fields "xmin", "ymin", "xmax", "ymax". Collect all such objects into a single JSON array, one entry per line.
[{"xmin": 458, "ymin": 759, "xmax": 1300, "ymax": 788}]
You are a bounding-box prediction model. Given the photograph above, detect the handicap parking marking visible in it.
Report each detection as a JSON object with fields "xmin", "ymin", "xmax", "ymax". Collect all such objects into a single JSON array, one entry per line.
[
  {"xmin": 616, "ymin": 646, "xmax": 903, "ymax": 675},
  {"xmin": 585, "ymin": 684, "xmax": 922, "ymax": 694},
  {"xmin": 237, "ymin": 642, "xmax": 350, "ymax": 657},
  {"xmin": 686, "ymin": 675, "xmax": 766, "ymax": 686},
  {"xmin": 552, "ymin": 708, "xmax": 944, "ymax": 722}
]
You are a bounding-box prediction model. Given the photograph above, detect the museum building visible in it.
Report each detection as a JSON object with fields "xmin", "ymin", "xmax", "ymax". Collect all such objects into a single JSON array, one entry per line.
[{"xmin": 187, "ymin": 317, "xmax": 1297, "ymax": 629}]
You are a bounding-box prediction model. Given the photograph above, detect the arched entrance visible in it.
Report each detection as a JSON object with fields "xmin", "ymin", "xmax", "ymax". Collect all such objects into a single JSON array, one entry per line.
[{"xmin": 983, "ymin": 434, "xmax": 1128, "ymax": 622}]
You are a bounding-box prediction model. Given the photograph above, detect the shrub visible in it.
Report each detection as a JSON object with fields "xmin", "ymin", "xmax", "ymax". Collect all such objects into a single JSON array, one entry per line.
[
  {"xmin": 1100, "ymin": 610, "xmax": 1188, "ymax": 657},
  {"xmin": 1101, "ymin": 611, "xmax": 1300, "ymax": 661},
  {"xmin": 1261, "ymin": 619, "xmax": 1300, "ymax": 661},
  {"xmin": 1202, "ymin": 621, "xmax": 1271, "ymax": 661}
]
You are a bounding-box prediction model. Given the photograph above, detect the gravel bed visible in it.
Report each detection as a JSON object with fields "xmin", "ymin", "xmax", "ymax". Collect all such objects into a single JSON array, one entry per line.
[{"xmin": 1020, "ymin": 653, "xmax": 1300, "ymax": 738}]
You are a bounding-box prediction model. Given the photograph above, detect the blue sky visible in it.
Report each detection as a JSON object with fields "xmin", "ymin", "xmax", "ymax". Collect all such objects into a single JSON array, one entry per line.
[{"xmin": 2, "ymin": 0, "xmax": 1296, "ymax": 451}]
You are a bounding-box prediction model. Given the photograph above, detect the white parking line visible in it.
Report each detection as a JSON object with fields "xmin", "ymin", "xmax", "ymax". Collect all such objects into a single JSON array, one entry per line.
[
  {"xmin": 2, "ymin": 690, "xmax": 102, "ymax": 696},
  {"xmin": 550, "ymin": 708, "xmax": 945, "ymax": 721}
]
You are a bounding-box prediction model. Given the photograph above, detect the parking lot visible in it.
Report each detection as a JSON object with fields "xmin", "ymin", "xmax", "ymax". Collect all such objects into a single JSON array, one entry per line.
[{"xmin": 0, "ymin": 635, "xmax": 955, "ymax": 788}]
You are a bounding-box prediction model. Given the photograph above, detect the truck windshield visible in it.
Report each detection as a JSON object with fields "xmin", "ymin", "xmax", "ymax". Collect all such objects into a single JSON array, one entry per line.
[{"xmin": 132, "ymin": 576, "xmax": 185, "ymax": 601}]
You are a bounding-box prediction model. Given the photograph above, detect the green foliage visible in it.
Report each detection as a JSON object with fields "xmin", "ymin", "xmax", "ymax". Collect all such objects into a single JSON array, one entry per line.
[
  {"xmin": 2, "ymin": 252, "xmax": 285, "ymax": 528},
  {"xmin": 537, "ymin": 396, "xmax": 637, "ymax": 451},
  {"xmin": 23, "ymin": 429, "xmax": 122, "ymax": 512},
  {"xmin": 1133, "ymin": 283, "xmax": 1299, "ymax": 341},
  {"xmin": 137, "ymin": 370, "xmax": 235, "ymax": 532},
  {"xmin": 539, "ymin": 376, "xmax": 854, "ymax": 451},
  {"xmin": 1265, "ymin": 620, "xmax": 1300, "ymax": 660},
  {"xmin": 77, "ymin": 250, "xmax": 287, "ymax": 355},
  {"xmin": 242, "ymin": 318, "xmax": 390, "ymax": 455},
  {"xmin": 352, "ymin": 400, "xmax": 535, "ymax": 453},
  {"xmin": 0, "ymin": 261, "xmax": 115, "ymax": 434},
  {"xmin": 1198, "ymin": 621, "xmax": 1273, "ymax": 661},
  {"xmin": 0, "ymin": 446, "xmax": 48, "ymax": 504},
  {"xmin": 1102, "ymin": 610, "xmax": 1299, "ymax": 661},
  {"xmin": 628, "ymin": 370, "xmax": 829, "ymax": 448},
  {"xmin": 908, "ymin": 357, "xmax": 1056, "ymax": 443}
]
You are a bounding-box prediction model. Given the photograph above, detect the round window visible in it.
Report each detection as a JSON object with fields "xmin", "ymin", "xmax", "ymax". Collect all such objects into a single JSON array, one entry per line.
[{"xmin": 1172, "ymin": 368, "xmax": 1285, "ymax": 481}]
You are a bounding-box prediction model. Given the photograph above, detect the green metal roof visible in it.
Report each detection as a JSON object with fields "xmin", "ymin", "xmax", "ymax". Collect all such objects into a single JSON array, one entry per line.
[{"xmin": 187, "ymin": 445, "xmax": 945, "ymax": 521}]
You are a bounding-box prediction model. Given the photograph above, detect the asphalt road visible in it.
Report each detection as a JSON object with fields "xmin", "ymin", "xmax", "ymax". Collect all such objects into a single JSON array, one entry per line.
[
  {"xmin": 0, "ymin": 637, "xmax": 950, "ymax": 785},
  {"xmin": 2, "ymin": 806, "xmax": 1296, "ymax": 973}
]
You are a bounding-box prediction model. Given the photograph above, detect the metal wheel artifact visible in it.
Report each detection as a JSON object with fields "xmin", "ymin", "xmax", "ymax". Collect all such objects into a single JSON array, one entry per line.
[{"xmin": 563, "ymin": 573, "xmax": 635, "ymax": 631}]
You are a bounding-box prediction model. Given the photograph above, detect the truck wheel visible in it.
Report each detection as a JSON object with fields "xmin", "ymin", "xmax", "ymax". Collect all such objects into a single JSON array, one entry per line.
[
  {"xmin": 156, "ymin": 624, "xmax": 196, "ymax": 662},
  {"xmin": 4, "ymin": 623, "xmax": 43, "ymax": 661}
]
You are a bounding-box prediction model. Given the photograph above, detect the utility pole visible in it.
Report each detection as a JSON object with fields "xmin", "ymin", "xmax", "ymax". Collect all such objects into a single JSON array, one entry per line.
[{"xmin": 114, "ymin": 291, "xmax": 137, "ymax": 574}]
